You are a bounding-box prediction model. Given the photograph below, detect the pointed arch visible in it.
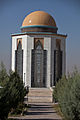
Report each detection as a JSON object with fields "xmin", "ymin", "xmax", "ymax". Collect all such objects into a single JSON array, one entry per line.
[
  {"xmin": 15, "ymin": 40, "xmax": 23, "ymax": 78},
  {"xmin": 35, "ymin": 40, "xmax": 43, "ymax": 50},
  {"xmin": 31, "ymin": 39, "xmax": 47, "ymax": 87}
]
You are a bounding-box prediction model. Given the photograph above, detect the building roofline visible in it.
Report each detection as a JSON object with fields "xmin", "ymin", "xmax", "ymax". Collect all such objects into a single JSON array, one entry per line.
[{"xmin": 11, "ymin": 32, "xmax": 67, "ymax": 38}]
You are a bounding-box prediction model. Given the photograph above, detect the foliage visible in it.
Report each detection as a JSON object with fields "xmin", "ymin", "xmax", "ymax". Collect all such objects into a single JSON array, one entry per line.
[
  {"xmin": 0, "ymin": 63, "xmax": 26, "ymax": 120},
  {"xmin": 0, "ymin": 62, "xmax": 9, "ymax": 86},
  {"xmin": 53, "ymin": 71, "xmax": 80, "ymax": 120},
  {"xmin": 53, "ymin": 76, "xmax": 67, "ymax": 102},
  {"xmin": 10, "ymin": 102, "xmax": 27, "ymax": 115},
  {"xmin": 8, "ymin": 72, "xmax": 26, "ymax": 109},
  {"xmin": 53, "ymin": 103, "xmax": 64, "ymax": 118}
]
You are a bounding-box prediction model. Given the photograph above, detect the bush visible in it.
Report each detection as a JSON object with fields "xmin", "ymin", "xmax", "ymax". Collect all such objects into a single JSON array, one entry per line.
[
  {"xmin": 53, "ymin": 76, "xmax": 67, "ymax": 102},
  {"xmin": 0, "ymin": 63, "xmax": 26, "ymax": 120},
  {"xmin": 0, "ymin": 62, "xmax": 9, "ymax": 86},
  {"xmin": 10, "ymin": 102, "xmax": 27, "ymax": 115},
  {"xmin": 53, "ymin": 71, "xmax": 80, "ymax": 120},
  {"xmin": 8, "ymin": 72, "xmax": 26, "ymax": 109}
]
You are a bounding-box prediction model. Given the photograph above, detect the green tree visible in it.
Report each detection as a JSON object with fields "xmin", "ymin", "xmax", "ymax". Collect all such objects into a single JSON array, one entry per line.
[
  {"xmin": 8, "ymin": 72, "xmax": 26, "ymax": 109},
  {"xmin": 53, "ymin": 71, "xmax": 80, "ymax": 120},
  {"xmin": 0, "ymin": 62, "xmax": 9, "ymax": 86},
  {"xmin": 0, "ymin": 63, "xmax": 26, "ymax": 120}
]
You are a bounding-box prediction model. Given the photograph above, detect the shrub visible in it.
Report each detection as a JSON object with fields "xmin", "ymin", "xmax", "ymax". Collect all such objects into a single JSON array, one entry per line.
[
  {"xmin": 8, "ymin": 72, "xmax": 26, "ymax": 109},
  {"xmin": 0, "ymin": 62, "xmax": 9, "ymax": 86},
  {"xmin": 10, "ymin": 102, "xmax": 27, "ymax": 115},
  {"xmin": 53, "ymin": 71, "xmax": 80, "ymax": 120},
  {"xmin": 0, "ymin": 63, "xmax": 26, "ymax": 120}
]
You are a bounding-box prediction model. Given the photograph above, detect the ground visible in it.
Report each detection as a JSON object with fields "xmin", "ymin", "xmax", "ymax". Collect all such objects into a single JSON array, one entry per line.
[{"xmin": 9, "ymin": 103, "xmax": 62, "ymax": 120}]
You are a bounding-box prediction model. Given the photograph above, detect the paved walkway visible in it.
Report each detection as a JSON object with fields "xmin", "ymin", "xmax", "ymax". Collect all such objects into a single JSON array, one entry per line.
[{"xmin": 9, "ymin": 103, "xmax": 62, "ymax": 120}]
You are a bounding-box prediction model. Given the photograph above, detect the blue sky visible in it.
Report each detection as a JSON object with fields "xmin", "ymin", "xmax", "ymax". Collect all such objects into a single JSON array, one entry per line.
[{"xmin": 0, "ymin": 0, "xmax": 80, "ymax": 73}]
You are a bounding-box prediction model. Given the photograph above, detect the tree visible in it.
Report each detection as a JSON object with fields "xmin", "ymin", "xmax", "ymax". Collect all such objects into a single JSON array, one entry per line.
[
  {"xmin": 0, "ymin": 62, "xmax": 9, "ymax": 86},
  {"xmin": 53, "ymin": 71, "xmax": 80, "ymax": 120},
  {"xmin": 0, "ymin": 83, "xmax": 11, "ymax": 120},
  {"xmin": 0, "ymin": 62, "xmax": 10, "ymax": 120},
  {"xmin": 8, "ymin": 72, "xmax": 26, "ymax": 109},
  {"xmin": 0, "ymin": 63, "xmax": 26, "ymax": 120}
]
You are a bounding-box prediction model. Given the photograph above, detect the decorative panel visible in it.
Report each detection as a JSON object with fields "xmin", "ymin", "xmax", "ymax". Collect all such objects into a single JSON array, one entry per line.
[
  {"xmin": 15, "ymin": 40, "xmax": 23, "ymax": 78},
  {"xmin": 31, "ymin": 39, "xmax": 47, "ymax": 87},
  {"xmin": 54, "ymin": 50, "xmax": 62, "ymax": 85}
]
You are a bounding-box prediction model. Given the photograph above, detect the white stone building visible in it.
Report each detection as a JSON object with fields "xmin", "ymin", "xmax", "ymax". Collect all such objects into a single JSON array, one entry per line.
[{"xmin": 11, "ymin": 11, "xmax": 67, "ymax": 88}]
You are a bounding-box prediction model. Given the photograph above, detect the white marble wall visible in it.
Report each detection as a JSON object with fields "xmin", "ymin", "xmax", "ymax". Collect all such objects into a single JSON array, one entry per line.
[
  {"xmin": 27, "ymin": 34, "xmax": 52, "ymax": 88},
  {"xmin": 51, "ymin": 37, "xmax": 56, "ymax": 86},
  {"xmin": 22, "ymin": 35, "xmax": 27, "ymax": 85},
  {"xmin": 61, "ymin": 38, "xmax": 66, "ymax": 76},
  {"xmin": 53, "ymin": 35, "xmax": 66, "ymax": 76},
  {"xmin": 12, "ymin": 34, "xmax": 66, "ymax": 88},
  {"xmin": 44, "ymin": 37, "xmax": 51, "ymax": 88},
  {"xmin": 26, "ymin": 36, "xmax": 34, "ymax": 87},
  {"xmin": 11, "ymin": 36, "xmax": 17, "ymax": 71},
  {"xmin": 12, "ymin": 35, "xmax": 27, "ymax": 86}
]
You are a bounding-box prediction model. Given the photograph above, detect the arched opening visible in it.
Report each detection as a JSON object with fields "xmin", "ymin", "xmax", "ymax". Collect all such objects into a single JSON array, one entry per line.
[
  {"xmin": 54, "ymin": 39, "xmax": 62, "ymax": 85},
  {"xmin": 31, "ymin": 40, "xmax": 47, "ymax": 87},
  {"xmin": 15, "ymin": 41, "xmax": 23, "ymax": 78}
]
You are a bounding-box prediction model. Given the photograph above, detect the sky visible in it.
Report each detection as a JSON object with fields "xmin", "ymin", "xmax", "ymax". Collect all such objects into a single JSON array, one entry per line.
[{"xmin": 0, "ymin": 0, "xmax": 80, "ymax": 73}]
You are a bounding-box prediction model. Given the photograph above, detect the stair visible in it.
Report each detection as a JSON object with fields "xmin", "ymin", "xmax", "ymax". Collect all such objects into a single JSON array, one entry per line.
[{"xmin": 24, "ymin": 88, "xmax": 53, "ymax": 103}]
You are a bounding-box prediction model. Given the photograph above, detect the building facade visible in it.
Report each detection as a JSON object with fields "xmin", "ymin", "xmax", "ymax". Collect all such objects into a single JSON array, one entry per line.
[{"xmin": 11, "ymin": 11, "xmax": 67, "ymax": 88}]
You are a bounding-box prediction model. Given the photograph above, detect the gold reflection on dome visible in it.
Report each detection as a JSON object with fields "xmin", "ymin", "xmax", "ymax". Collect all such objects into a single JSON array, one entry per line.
[{"xmin": 22, "ymin": 11, "xmax": 57, "ymax": 27}]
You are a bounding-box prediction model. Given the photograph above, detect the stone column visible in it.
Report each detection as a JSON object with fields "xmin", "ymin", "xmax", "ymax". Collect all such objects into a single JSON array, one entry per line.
[
  {"xmin": 22, "ymin": 35, "xmax": 27, "ymax": 85},
  {"xmin": 61, "ymin": 38, "xmax": 66, "ymax": 76},
  {"xmin": 26, "ymin": 35, "xmax": 34, "ymax": 87},
  {"xmin": 11, "ymin": 36, "xmax": 17, "ymax": 71},
  {"xmin": 51, "ymin": 37, "xmax": 56, "ymax": 86},
  {"xmin": 44, "ymin": 37, "xmax": 51, "ymax": 88}
]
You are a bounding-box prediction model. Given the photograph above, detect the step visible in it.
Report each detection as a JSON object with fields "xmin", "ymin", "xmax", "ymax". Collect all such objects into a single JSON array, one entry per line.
[{"xmin": 24, "ymin": 88, "xmax": 53, "ymax": 103}]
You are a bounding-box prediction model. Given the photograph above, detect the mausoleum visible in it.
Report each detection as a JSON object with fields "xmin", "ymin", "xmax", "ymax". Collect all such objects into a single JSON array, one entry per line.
[{"xmin": 11, "ymin": 11, "xmax": 67, "ymax": 88}]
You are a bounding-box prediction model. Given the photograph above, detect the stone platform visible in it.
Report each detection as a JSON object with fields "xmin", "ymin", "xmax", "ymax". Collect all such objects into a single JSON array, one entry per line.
[{"xmin": 25, "ymin": 88, "xmax": 53, "ymax": 103}]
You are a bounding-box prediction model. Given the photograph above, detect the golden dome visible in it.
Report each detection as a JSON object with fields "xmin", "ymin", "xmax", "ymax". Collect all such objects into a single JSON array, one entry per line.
[{"xmin": 22, "ymin": 11, "xmax": 57, "ymax": 27}]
